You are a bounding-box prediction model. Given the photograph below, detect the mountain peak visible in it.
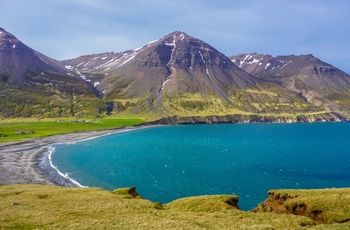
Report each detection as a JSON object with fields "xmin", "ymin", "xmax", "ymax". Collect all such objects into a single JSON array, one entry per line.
[
  {"xmin": 1, "ymin": 28, "xmax": 350, "ymax": 119},
  {"xmin": 0, "ymin": 27, "xmax": 16, "ymax": 40},
  {"xmin": 165, "ymin": 31, "xmax": 187, "ymax": 37},
  {"xmin": 160, "ymin": 31, "xmax": 189, "ymax": 44}
]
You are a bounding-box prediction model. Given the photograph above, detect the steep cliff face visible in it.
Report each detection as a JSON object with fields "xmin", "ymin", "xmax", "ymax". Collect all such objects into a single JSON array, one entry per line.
[
  {"xmin": 148, "ymin": 112, "xmax": 345, "ymax": 125},
  {"xmin": 255, "ymin": 189, "xmax": 350, "ymax": 225},
  {"xmin": 257, "ymin": 191, "xmax": 324, "ymax": 224}
]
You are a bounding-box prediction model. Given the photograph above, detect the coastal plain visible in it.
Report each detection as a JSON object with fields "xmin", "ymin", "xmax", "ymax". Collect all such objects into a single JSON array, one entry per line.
[{"xmin": 0, "ymin": 121, "xmax": 350, "ymax": 229}]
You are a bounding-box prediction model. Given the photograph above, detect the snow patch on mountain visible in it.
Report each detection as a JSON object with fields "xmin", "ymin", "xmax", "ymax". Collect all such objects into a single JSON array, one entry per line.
[
  {"xmin": 161, "ymin": 78, "xmax": 170, "ymax": 91},
  {"xmin": 118, "ymin": 52, "xmax": 139, "ymax": 67},
  {"xmin": 77, "ymin": 62, "xmax": 84, "ymax": 68},
  {"xmin": 133, "ymin": 47, "xmax": 142, "ymax": 51},
  {"xmin": 280, "ymin": 60, "xmax": 293, "ymax": 69},
  {"xmin": 84, "ymin": 61, "xmax": 91, "ymax": 67},
  {"xmin": 75, "ymin": 70, "xmax": 91, "ymax": 82},
  {"xmin": 148, "ymin": 39, "xmax": 159, "ymax": 44},
  {"xmin": 180, "ymin": 33, "xmax": 185, "ymax": 40},
  {"xmin": 165, "ymin": 35, "xmax": 176, "ymax": 67},
  {"xmin": 38, "ymin": 56, "xmax": 49, "ymax": 65},
  {"xmin": 82, "ymin": 49, "xmax": 145, "ymax": 72},
  {"xmin": 239, "ymin": 54, "xmax": 252, "ymax": 67},
  {"xmin": 198, "ymin": 51, "xmax": 209, "ymax": 75},
  {"xmin": 237, "ymin": 54, "xmax": 264, "ymax": 68}
]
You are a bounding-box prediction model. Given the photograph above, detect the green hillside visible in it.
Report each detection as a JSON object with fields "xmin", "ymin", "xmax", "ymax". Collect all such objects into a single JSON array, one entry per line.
[{"xmin": 0, "ymin": 184, "xmax": 349, "ymax": 229}]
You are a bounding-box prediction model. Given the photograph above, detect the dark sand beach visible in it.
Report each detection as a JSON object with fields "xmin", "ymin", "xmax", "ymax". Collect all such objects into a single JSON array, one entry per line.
[{"xmin": 0, "ymin": 129, "xmax": 138, "ymax": 186}]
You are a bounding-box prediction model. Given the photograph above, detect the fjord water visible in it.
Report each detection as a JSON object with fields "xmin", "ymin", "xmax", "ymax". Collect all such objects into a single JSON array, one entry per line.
[{"xmin": 51, "ymin": 123, "xmax": 350, "ymax": 210}]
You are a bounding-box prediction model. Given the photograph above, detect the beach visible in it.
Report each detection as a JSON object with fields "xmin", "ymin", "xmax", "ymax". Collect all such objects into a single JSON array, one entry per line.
[{"xmin": 0, "ymin": 129, "xmax": 129, "ymax": 186}]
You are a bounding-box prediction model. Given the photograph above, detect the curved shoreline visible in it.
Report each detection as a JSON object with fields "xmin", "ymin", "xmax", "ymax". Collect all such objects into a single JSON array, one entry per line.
[
  {"xmin": 0, "ymin": 119, "xmax": 347, "ymax": 187},
  {"xmin": 0, "ymin": 126, "xmax": 157, "ymax": 186}
]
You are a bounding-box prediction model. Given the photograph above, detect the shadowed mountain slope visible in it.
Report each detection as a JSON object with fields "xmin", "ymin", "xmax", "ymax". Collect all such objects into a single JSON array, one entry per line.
[{"xmin": 0, "ymin": 28, "xmax": 105, "ymax": 117}]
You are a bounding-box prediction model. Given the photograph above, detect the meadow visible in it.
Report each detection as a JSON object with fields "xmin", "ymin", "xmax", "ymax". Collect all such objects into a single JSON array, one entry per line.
[
  {"xmin": 0, "ymin": 184, "xmax": 349, "ymax": 229},
  {"xmin": 0, "ymin": 117, "xmax": 144, "ymax": 143}
]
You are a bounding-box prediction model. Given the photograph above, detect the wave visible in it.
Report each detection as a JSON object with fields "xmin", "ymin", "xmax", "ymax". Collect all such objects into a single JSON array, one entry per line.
[
  {"xmin": 47, "ymin": 146, "xmax": 87, "ymax": 188},
  {"xmin": 37, "ymin": 125, "xmax": 160, "ymax": 188},
  {"xmin": 35, "ymin": 146, "xmax": 86, "ymax": 187}
]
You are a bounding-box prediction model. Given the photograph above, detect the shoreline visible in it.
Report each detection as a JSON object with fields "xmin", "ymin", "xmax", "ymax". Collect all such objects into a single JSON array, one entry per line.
[
  {"xmin": 0, "ymin": 125, "xmax": 157, "ymax": 186},
  {"xmin": 0, "ymin": 120, "xmax": 347, "ymax": 187}
]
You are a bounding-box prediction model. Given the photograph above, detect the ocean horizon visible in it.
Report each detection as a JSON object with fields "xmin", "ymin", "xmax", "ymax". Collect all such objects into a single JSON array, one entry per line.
[{"xmin": 47, "ymin": 123, "xmax": 350, "ymax": 210}]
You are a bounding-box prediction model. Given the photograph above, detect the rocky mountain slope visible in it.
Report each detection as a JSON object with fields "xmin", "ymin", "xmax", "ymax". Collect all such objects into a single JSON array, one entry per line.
[
  {"xmin": 0, "ymin": 28, "xmax": 105, "ymax": 117},
  {"xmin": 63, "ymin": 32, "xmax": 326, "ymax": 119},
  {"xmin": 231, "ymin": 53, "xmax": 350, "ymax": 118},
  {"xmin": 0, "ymin": 28, "xmax": 349, "ymax": 121}
]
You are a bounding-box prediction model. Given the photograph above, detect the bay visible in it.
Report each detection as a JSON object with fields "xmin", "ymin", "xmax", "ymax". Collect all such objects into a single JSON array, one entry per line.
[{"xmin": 51, "ymin": 123, "xmax": 350, "ymax": 210}]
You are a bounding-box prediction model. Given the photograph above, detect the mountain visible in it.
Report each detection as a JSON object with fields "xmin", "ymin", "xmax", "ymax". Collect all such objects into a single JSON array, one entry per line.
[
  {"xmin": 230, "ymin": 53, "xmax": 350, "ymax": 117},
  {"xmin": 0, "ymin": 28, "xmax": 347, "ymax": 121},
  {"xmin": 63, "ymin": 32, "xmax": 326, "ymax": 119},
  {"xmin": 0, "ymin": 28, "xmax": 105, "ymax": 117}
]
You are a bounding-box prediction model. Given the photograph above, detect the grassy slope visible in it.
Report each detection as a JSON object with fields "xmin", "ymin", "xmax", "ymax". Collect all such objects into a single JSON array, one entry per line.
[
  {"xmin": 4, "ymin": 184, "xmax": 350, "ymax": 229},
  {"xmin": 0, "ymin": 117, "xmax": 144, "ymax": 143}
]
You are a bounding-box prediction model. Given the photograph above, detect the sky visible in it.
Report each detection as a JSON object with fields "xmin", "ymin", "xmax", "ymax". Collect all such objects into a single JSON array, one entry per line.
[{"xmin": 1, "ymin": 0, "xmax": 350, "ymax": 73}]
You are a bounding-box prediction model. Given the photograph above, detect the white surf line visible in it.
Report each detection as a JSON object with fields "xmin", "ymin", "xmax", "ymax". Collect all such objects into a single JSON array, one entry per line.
[
  {"xmin": 45, "ymin": 125, "xmax": 159, "ymax": 188},
  {"xmin": 47, "ymin": 146, "xmax": 87, "ymax": 188}
]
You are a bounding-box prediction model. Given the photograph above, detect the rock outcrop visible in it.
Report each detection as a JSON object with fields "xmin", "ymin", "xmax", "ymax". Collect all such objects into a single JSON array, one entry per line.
[{"xmin": 148, "ymin": 112, "xmax": 345, "ymax": 125}]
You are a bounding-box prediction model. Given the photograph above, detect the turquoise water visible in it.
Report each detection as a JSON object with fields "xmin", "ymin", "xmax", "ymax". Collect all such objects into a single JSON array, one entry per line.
[{"xmin": 51, "ymin": 123, "xmax": 350, "ymax": 210}]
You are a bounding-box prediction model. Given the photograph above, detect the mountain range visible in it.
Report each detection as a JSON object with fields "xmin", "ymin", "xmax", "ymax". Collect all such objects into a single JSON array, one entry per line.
[
  {"xmin": 231, "ymin": 53, "xmax": 350, "ymax": 119},
  {"xmin": 1, "ymin": 28, "xmax": 349, "ymax": 122}
]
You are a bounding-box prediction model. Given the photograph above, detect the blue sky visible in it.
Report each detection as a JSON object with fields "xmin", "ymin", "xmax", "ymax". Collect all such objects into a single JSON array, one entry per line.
[{"xmin": 1, "ymin": 0, "xmax": 350, "ymax": 73}]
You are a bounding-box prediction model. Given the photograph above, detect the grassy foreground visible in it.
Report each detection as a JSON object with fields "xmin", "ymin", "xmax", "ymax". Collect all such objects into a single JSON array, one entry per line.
[
  {"xmin": 0, "ymin": 184, "xmax": 349, "ymax": 229},
  {"xmin": 0, "ymin": 117, "xmax": 144, "ymax": 143}
]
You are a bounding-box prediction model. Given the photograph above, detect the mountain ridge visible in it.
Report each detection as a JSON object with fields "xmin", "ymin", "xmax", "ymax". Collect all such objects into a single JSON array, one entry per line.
[
  {"xmin": 0, "ymin": 28, "xmax": 106, "ymax": 117},
  {"xmin": 62, "ymin": 31, "xmax": 325, "ymax": 119},
  {"xmin": 230, "ymin": 53, "xmax": 350, "ymax": 118},
  {"xmin": 0, "ymin": 28, "xmax": 349, "ymax": 121}
]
